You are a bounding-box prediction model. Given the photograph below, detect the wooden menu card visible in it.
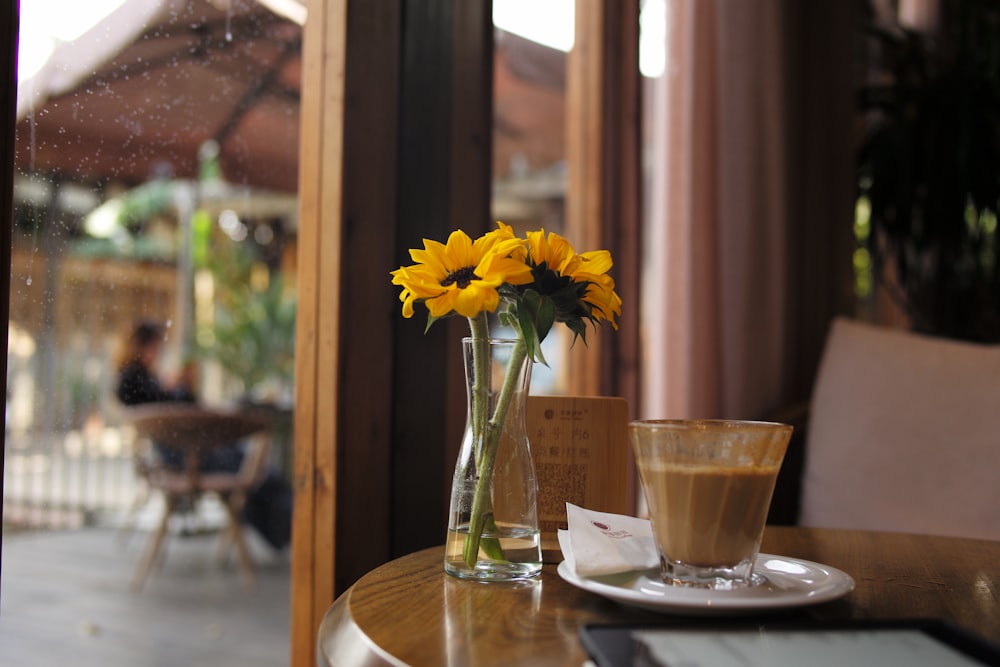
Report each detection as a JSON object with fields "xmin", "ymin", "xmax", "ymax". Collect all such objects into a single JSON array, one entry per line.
[{"xmin": 526, "ymin": 395, "xmax": 632, "ymax": 562}]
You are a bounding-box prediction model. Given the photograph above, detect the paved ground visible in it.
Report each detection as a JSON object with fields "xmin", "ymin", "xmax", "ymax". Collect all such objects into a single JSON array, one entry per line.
[{"xmin": 0, "ymin": 525, "xmax": 290, "ymax": 667}]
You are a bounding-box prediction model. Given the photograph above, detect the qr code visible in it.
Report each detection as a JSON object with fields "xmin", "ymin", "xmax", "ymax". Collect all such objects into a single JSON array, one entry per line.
[{"xmin": 537, "ymin": 463, "xmax": 587, "ymax": 517}]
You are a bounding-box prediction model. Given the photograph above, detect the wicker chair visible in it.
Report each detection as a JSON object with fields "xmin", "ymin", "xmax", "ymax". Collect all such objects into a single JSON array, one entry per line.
[{"xmin": 123, "ymin": 403, "xmax": 272, "ymax": 591}]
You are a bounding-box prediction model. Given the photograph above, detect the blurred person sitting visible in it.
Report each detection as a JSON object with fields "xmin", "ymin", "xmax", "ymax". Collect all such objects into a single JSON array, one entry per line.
[
  {"xmin": 116, "ymin": 320, "xmax": 240, "ymax": 472},
  {"xmin": 116, "ymin": 320, "xmax": 291, "ymax": 551}
]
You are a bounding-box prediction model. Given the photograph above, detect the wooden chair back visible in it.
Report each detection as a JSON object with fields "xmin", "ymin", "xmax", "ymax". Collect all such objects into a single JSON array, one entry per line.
[
  {"xmin": 125, "ymin": 403, "xmax": 270, "ymax": 486},
  {"xmin": 120, "ymin": 403, "xmax": 274, "ymax": 590},
  {"xmin": 800, "ymin": 317, "xmax": 1000, "ymax": 541}
]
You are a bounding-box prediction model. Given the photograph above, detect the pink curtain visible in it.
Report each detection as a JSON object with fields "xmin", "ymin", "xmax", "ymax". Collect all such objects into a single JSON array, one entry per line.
[{"xmin": 641, "ymin": 0, "xmax": 856, "ymax": 420}]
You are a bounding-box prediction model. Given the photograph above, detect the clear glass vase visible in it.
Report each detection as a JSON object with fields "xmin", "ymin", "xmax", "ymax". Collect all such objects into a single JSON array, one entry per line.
[{"xmin": 444, "ymin": 337, "xmax": 542, "ymax": 581}]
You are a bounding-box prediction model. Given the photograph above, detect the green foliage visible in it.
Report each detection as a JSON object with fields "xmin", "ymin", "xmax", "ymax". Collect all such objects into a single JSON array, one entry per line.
[
  {"xmin": 858, "ymin": 0, "xmax": 1000, "ymax": 341},
  {"xmin": 196, "ymin": 240, "xmax": 296, "ymax": 397},
  {"xmin": 499, "ymin": 260, "xmax": 599, "ymax": 364}
]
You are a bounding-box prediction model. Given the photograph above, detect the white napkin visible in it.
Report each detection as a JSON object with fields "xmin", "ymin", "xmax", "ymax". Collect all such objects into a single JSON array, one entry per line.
[{"xmin": 558, "ymin": 502, "xmax": 659, "ymax": 577}]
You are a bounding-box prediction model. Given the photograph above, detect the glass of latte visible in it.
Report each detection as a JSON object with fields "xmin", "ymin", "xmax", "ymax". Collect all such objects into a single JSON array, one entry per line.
[{"xmin": 629, "ymin": 419, "xmax": 792, "ymax": 589}]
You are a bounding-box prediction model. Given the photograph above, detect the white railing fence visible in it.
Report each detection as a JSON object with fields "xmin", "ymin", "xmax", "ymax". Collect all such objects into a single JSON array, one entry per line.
[{"xmin": 3, "ymin": 424, "xmax": 145, "ymax": 529}]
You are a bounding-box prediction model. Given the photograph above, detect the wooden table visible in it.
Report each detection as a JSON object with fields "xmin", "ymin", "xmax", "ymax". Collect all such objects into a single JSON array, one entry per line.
[{"xmin": 317, "ymin": 527, "xmax": 1000, "ymax": 666}]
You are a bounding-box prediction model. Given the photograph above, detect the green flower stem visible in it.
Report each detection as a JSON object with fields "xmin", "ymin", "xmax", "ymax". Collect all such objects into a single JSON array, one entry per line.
[
  {"xmin": 468, "ymin": 313, "xmax": 490, "ymax": 461},
  {"xmin": 462, "ymin": 332, "xmax": 529, "ymax": 568}
]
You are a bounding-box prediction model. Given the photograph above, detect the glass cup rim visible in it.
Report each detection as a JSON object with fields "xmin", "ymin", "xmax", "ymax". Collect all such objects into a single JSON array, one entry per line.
[{"xmin": 629, "ymin": 418, "xmax": 792, "ymax": 433}]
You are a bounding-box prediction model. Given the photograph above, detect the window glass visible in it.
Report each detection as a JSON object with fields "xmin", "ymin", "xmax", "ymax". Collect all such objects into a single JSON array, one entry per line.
[
  {"xmin": 491, "ymin": 0, "xmax": 573, "ymax": 393},
  {"xmin": 5, "ymin": 1, "xmax": 298, "ymax": 661}
]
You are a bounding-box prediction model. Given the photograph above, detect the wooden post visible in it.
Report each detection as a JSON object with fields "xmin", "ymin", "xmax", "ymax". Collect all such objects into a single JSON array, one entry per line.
[
  {"xmin": 290, "ymin": 0, "xmax": 346, "ymax": 664},
  {"xmin": 291, "ymin": 2, "xmax": 493, "ymax": 665},
  {"xmin": 565, "ymin": 1, "xmax": 641, "ymax": 408}
]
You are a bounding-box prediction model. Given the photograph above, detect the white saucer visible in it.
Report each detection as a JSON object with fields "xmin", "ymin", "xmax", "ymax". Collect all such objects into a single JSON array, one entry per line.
[{"xmin": 557, "ymin": 554, "xmax": 855, "ymax": 616}]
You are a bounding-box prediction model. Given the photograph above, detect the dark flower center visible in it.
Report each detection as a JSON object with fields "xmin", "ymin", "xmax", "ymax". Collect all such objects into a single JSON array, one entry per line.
[{"xmin": 441, "ymin": 266, "xmax": 479, "ymax": 289}]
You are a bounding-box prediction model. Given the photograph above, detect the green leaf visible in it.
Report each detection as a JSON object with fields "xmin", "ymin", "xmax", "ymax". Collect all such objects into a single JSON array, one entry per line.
[
  {"xmin": 535, "ymin": 296, "xmax": 556, "ymax": 342},
  {"xmin": 516, "ymin": 290, "xmax": 556, "ymax": 365},
  {"xmin": 566, "ymin": 317, "xmax": 589, "ymax": 347},
  {"xmin": 424, "ymin": 312, "xmax": 445, "ymax": 334},
  {"xmin": 519, "ymin": 315, "xmax": 547, "ymax": 366}
]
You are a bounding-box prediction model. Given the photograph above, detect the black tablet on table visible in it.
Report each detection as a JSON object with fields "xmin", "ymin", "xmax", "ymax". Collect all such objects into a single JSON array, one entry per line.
[{"xmin": 579, "ymin": 619, "xmax": 1000, "ymax": 667}]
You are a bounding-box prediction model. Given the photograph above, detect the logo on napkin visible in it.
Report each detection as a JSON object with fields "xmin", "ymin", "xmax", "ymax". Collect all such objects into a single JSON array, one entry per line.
[{"xmin": 591, "ymin": 521, "xmax": 638, "ymax": 540}]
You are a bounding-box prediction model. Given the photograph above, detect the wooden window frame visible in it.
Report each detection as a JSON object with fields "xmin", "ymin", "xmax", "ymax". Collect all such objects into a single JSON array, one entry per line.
[
  {"xmin": 0, "ymin": 2, "xmax": 639, "ymax": 666},
  {"xmin": 1, "ymin": 0, "xmax": 16, "ymax": 576}
]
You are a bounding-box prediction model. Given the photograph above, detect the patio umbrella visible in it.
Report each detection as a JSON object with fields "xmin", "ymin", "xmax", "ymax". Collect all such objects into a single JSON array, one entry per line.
[{"xmin": 15, "ymin": 0, "xmax": 303, "ymax": 194}]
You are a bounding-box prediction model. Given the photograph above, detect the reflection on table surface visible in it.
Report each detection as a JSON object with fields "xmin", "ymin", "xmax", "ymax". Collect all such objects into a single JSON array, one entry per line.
[{"xmin": 317, "ymin": 526, "xmax": 1000, "ymax": 667}]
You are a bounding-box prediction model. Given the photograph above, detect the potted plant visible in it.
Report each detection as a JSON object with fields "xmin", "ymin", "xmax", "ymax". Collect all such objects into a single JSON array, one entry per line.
[
  {"xmin": 196, "ymin": 238, "xmax": 296, "ymax": 404},
  {"xmin": 857, "ymin": 0, "xmax": 1000, "ymax": 342}
]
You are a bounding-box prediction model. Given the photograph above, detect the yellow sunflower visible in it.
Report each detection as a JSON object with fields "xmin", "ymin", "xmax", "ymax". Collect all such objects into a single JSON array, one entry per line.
[
  {"xmin": 525, "ymin": 229, "xmax": 577, "ymax": 274},
  {"xmin": 390, "ymin": 228, "xmax": 532, "ymax": 320},
  {"xmin": 522, "ymin": 229, "xmax": 621, "ymax": 330},
  {"xmin": 572, "ymin": 250, "xmax": 622, "ymax": 329}
]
